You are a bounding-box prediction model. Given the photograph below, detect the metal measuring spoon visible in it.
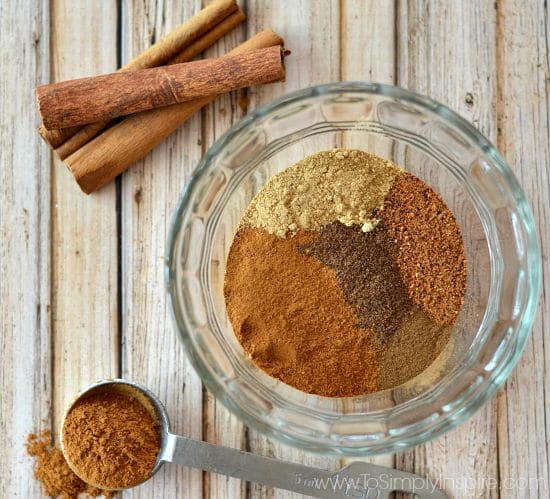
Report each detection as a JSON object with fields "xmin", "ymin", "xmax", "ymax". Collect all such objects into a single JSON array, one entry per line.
[{"xmin": 60, "ymin": 379, "xmax": 447, "ymax": 498}]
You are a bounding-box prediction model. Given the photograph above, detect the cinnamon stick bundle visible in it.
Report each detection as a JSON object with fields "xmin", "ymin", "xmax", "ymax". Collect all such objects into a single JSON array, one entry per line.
[
  {"xmin": 65, "ymin": 29, "xmax": 284, "ymax": 194},
  {"xmin": 40, "ymin": 0, "xmax": 245, "ymax": 151},
  {"xmin": 38, "ymin": 47, "xmax": 285, "ymax": 130}
]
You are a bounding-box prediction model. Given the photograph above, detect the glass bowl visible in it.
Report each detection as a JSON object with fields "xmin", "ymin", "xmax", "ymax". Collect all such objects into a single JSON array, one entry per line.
[{"xmin": 166, "ymin": 82, "xmax": 541, "ymax": 455}]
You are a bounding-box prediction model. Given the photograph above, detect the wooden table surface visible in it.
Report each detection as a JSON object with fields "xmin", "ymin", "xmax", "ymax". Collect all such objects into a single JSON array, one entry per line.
[{"xmin": 1, "ymin": 1, "xmax": 549, "ymax": 498}]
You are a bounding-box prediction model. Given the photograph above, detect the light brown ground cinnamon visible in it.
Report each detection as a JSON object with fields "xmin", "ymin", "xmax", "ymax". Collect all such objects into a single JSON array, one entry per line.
[
  {"xmin": 224, "ymin": 228, "xmax": 380, "ymax": 397},
  {"xmin": 62, "ymin": 391, "xmax": 160, "ymax": 490}
]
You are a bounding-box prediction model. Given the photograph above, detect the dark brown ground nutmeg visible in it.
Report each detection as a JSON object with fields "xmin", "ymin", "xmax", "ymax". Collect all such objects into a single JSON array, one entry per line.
[
  {"xmin": 62, "ymin": 391, "xmax": 160, "ymax": 490},
  {"xmin": 379, "ymin": 172, "xmax": 467, "ymax": 326},
  {"xmin": 302, "ymin": 221, "xmax": 414, "ymax": 340}
]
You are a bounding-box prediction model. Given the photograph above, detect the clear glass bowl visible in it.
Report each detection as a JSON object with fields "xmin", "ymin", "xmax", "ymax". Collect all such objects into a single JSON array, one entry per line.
[{"xmin": 166, "ymin": 83, "xmax": 541, "ymax": 455}]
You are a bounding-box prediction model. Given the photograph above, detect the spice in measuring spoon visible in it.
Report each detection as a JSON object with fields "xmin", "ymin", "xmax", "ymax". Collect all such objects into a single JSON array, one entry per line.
[
  {"xmin": 61, "ymin": 388, "xmax": 160, "ymax": 490},
  {"xmin": 58, "ymin": 379, "xmax": 448, "ymax": 498}
]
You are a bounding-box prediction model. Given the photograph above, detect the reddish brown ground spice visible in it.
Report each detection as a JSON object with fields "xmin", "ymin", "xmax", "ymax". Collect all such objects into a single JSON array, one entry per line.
[
  {"xmin": 26, "ymin": 430, "xmax": 112, "ymax": 498},
  {"xmin": 62, "ymin": 391, "xmax": 160, "ymax": 490},
  {"xmin": 224, "ymin": 228, "xmax": 380, "ymax": 397},
  {"xmin": 379, "ymin": 172, "xmax": 467, "ymax": 326}
]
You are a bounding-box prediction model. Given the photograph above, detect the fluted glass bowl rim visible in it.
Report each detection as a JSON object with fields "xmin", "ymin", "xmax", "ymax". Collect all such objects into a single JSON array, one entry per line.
[{"xmin": 166, "ymin": 82, "xmax": 541, "ymax": 455}]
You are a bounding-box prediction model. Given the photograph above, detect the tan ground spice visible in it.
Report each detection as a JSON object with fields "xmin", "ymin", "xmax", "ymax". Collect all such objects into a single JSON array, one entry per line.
[
  {"xmin": 62, "ymin": 391, "xmax": 160, "ymax": 490},
  {"xmin": 224, "ymin": 228, "xmax": 380, "ymax": 397},
  {"xmin": 26, "ymin": 430, "xmax": 112, "ymax": 498},
  {"xmin": 379, "ymin": 173, "xmax": 467, "ymax": 326},
  {"xmin": 240, "ymin": 149, "xmax": 402, "ymax": 237},
  {"xmin": 371, "ymin": 309, "xmax": 452, "ymax": 390}
]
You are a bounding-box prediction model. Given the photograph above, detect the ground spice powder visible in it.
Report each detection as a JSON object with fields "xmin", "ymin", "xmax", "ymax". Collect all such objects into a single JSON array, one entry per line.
[
  {"xmin": 302, "ymin": 221, "xmax": 413, "ymax": 340},
  {"xmin": 372, "ymin": 309, "xmax": 452, "ymax": 389},
  {"xmin": 379, "ymin": 173, "xmax": 467, "ymax": 326},
  {"xmin": 224, "ymin": 228, "xmax": 380, "ymax": 397},
  {"xmin": 26, "ymin": 430, "xmax": 111, "ymax": 498},
  {"xmin": 226, "ymin": 150, "xmax": 467, "ymax": 396},
  {"xmin": 240, "ymin": 149, "xmax": 402, "ymax": 236},
  {"xmin": 62, "ymin": 391, "xmax": 160, "ymax": 490}
]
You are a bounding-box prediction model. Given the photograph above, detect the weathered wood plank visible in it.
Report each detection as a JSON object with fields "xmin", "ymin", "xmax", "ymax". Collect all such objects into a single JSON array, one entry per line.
[
  {"xmin": 340, "ymin": 0, "xmax": 396, "ymax": 85},
  {"xmin": 119, "ymin": 1, "xmax": 204, "ymax": 497},
  {"xmin": 246, "ymin": 2, "xmax": 342, "ymax": 498},
  {"xmin": 0, "ymin": 0, "xmax": 51, "ymax": 497},
  {"xmin": 496, "ymin": 1, "xmax": 550, "ymax": 498},
  {"xmin": 395, "ymin": 1, "xmax": 499, "ymax": 498},
  {"xmin": 50, "ymin": 0, "xmax": 119, "ymax": 443},
  {"xmin": 200, "ymin": 2, "xmax": 248, "ymax": 497}
]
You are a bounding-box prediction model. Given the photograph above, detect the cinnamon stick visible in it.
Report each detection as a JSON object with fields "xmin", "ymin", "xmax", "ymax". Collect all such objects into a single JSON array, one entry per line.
[
  {"xmin": 51, "ymin": 9, "xmax": 246, "ymax": 160},
  {"xmin": 38, "ymin": 47, "xmax": 284, "ymax": 130},
  {"xmin": 65, "ymin": 29, "xmax": 284, "ymax": 194},
  {"xmin": 40, "ymin": 125, "xmax": 82, "ymax": 150},
  {"xmin": 39, "ymin": 0, "xmax": 243, "ymax": 149}
]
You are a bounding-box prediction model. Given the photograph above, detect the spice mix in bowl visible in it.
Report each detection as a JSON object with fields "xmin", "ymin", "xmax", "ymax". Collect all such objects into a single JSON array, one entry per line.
[{"xmin": 224, "ymin": 149, "xmax": 466, "ymax": 397}]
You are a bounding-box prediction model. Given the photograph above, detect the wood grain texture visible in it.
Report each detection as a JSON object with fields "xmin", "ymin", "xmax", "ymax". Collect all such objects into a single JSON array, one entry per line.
[
  {"xmin": 50, "ymin": 0, "xmax": 119, "ymax": 441},
  {"xmin": 0, "ymin": 0, "xmax": 51, "ymax": 497},
  {"xmin": 200, "ymin": 3, "xmax": 248, "ymax": 496},
  {"xmin": 496, "ymin": 1, "xmax": 550, "ymax": 498},
  {"xmin": 395, "ymin": 2, "xmax": 499, "ymax": 498},
  {"xmin": 340, "ymin": 0, "xmax": 395, "ymax": 84},
  {"xmin": 119, "ymin": 1, "xmax": 204, "ymax": 497},
  {"xmin": 245, "ymin": 2, "xmax": 342, "ymax": 498}
]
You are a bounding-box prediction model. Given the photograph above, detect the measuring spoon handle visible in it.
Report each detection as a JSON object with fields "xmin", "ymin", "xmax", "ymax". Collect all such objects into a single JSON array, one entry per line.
[{"xmin": 162, "ymin": 434, "xmax": 446, "ymax": 498}]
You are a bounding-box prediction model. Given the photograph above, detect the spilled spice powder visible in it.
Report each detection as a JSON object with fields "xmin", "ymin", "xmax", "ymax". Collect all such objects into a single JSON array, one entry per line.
[
  {"xmin": 224, "ymin": 228, "xmax": 380, "ymax": 397},
  {"xmin": 302, "ymin": 221, "xmax": 413, "ymax": 340},
  {"xmin": 379, "ymin": 173, "xmax": 467, "ymax": 326},
  {"xmin": 26, "ymin": 430, "xmax": 111, "ymax": 498},
  {"xmin": 62, "ymin": 391, "xmax": 160, "ymax": 490}
]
